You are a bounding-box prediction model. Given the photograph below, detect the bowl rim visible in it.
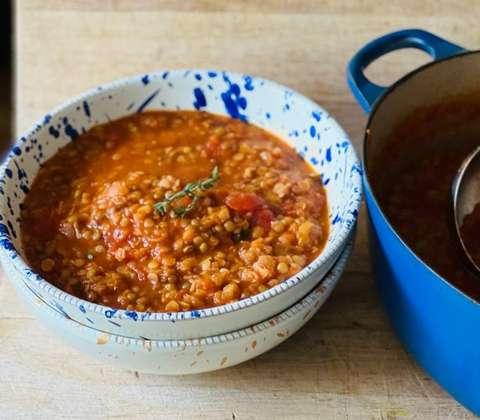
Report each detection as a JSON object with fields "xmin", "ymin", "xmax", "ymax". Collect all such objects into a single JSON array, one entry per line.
[
  {"xmin": 0, "ymin": 69, "xmax": 363, "ymax": 323},
  {"xmin": 6, "ymin": 234, "xmax": 354, "ymax": 348}
]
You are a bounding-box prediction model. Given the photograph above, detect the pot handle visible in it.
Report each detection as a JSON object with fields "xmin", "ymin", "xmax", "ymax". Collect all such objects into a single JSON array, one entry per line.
[{"xmin": 347, "ymin": 29, "xmax": 467, "ymax": 113}]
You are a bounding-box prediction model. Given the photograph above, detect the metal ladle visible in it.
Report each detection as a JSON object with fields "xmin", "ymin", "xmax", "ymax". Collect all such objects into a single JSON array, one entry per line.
[{"xmin": 450, "ymin": 146, "xmax": 480, "ymax": 277}]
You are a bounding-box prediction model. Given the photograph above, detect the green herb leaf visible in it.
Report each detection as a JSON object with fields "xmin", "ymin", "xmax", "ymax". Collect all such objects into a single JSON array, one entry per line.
[
  {"xmin": 234, "ymin": 228, "xmax": 251, "ymax": 243},
  {"xmin": 86, "ymin": 252, "xmax": 94, "ymax": 260},
  {"xmin": 172, "ymin": 207, "xmax": 186, "ymax": 216},
  {"xmin": 155, "ymin": 166, "xmax": 219, "ymax": 217}
]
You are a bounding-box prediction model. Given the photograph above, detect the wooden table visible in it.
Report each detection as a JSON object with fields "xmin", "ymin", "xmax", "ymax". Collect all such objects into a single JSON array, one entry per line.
[{"xmin": 2, "ymin": 1, "xmax": 480, "ymax": 418}]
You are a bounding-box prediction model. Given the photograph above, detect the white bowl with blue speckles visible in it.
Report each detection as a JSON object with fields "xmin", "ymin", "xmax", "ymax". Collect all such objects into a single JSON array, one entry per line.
[
  {"xmin": 3, "ymin": 232, "xmax": 354, "ymax": 374},
  {"xmin": 0, "ymin": 70, "xmax": 362, "ymax": 340}
]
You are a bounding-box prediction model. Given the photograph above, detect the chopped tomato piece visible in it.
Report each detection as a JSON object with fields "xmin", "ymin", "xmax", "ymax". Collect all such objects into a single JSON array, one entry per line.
[
  {"xmin": 205, "ymin": 137, "xmax": 234, "ymax": 159},
  {"xmin": 226, "ymin": 193, "xmax": 263, "ymax": 212},
  {"xmin": 282, "ymin": 201, "xmax": 295, "ymax": 216},
  {"xmin": 205, "ymin": 137, "xmax": 221, "ymax": 158},
  {"xmin": 253, "ymin": 209, "xmax": 274, "ymax": 232}
]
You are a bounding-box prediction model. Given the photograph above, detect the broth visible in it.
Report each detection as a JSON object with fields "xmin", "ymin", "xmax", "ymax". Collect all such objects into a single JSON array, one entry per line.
[{"xmin": 371, "ymin": 98, "xmax": 480, "ymax": 301}]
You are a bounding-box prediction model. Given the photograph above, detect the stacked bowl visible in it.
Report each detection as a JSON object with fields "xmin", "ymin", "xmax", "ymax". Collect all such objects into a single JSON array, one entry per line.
[{"xmin": 0, "ymin": 71, "xmax": 362, "ymax": 373}]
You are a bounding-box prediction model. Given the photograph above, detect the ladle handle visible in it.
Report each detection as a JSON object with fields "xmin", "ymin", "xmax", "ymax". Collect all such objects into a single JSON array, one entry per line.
[{"xmin": 347, "ymin": 29, "xmax": 467, "ymax": 113}]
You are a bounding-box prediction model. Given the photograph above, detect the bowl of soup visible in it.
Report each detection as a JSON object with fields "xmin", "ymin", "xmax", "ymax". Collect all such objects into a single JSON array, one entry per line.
[
  {"xmin": 0, "ymin": 70, "xmax": 362, "ymax": 340},
  {"xmin": 348, "ymin": 29, "xmax": 480, "ymax": 415}
]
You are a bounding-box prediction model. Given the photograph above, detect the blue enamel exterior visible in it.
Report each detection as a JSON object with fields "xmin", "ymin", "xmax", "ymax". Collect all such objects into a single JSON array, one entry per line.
[
  {"xmin": 349, "ymin": 30, "xmax": 480, "ymax": 415},
  {"xmin": 365, "ymin": 184, "xmax": 480, "ymax": 415},
  {"xmin": 347, "ymin": 29, "xmax": 466, "ymax": 112}
]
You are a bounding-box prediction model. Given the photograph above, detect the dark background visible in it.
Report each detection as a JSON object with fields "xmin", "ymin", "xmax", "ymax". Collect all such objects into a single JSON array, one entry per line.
[{"xmin": 0, "ymin": 0, "xmax": 12, "ymax": 154}]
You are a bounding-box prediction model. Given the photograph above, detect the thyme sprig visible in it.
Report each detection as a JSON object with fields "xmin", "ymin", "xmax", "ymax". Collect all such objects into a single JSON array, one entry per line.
[{"xmin": 155, "ymin": 166, "xmax": 219, "ymax": 217}]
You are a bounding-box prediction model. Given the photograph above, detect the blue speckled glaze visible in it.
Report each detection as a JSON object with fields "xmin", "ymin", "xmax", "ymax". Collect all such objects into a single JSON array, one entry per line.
[
  {"xmin": 193, "ymin": 87, "xmax": 207, "ymax": 110},
  {"xmin": 0, "ymin": 70, "xmax": 362, "ymax": 340}
]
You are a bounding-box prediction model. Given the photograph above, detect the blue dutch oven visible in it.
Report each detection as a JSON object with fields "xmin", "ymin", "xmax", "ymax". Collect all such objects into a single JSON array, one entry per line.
[{"xmin": 348, "ymin": 29, "xmax": 480, "ymax": 414}]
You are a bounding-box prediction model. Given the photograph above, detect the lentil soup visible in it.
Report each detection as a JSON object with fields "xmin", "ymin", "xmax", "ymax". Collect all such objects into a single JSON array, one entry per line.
[
  {"xmin": 21, "ymin": 111, "xmax": 329, "ymax": 313},
  {"xmin": 371, "ymin": 99, "xmax": 480, "ymax": 301}
]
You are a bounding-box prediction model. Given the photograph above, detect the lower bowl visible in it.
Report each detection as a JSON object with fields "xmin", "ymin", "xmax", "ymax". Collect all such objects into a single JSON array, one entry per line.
[{"xmin": 4, "ymin": 234, "xmax": 354, "ymax": 374}]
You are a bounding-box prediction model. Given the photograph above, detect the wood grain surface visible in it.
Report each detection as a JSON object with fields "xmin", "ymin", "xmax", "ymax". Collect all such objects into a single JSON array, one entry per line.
[{"xmin": 2, "ymin": 1, "xmax": 480, "ymax": 419}]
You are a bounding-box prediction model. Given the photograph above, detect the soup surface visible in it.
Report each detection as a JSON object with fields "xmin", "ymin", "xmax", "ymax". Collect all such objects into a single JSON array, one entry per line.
[
  {"xmin": 380, "ymin": 150, "xmax": 480, "ymax": 297},
  {"xmin": 21, "ymin": 111, "xmax": 329, "ymax": 312},
  {"xmin": 373, "ymin": 100, "xmax": 480, "ymax": 300}
]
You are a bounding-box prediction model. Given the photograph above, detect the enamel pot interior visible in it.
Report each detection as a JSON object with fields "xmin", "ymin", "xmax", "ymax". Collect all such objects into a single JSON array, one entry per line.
[{"xmin": 364, "ymin": 51, "xmax": 480, "ymax": 415}]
